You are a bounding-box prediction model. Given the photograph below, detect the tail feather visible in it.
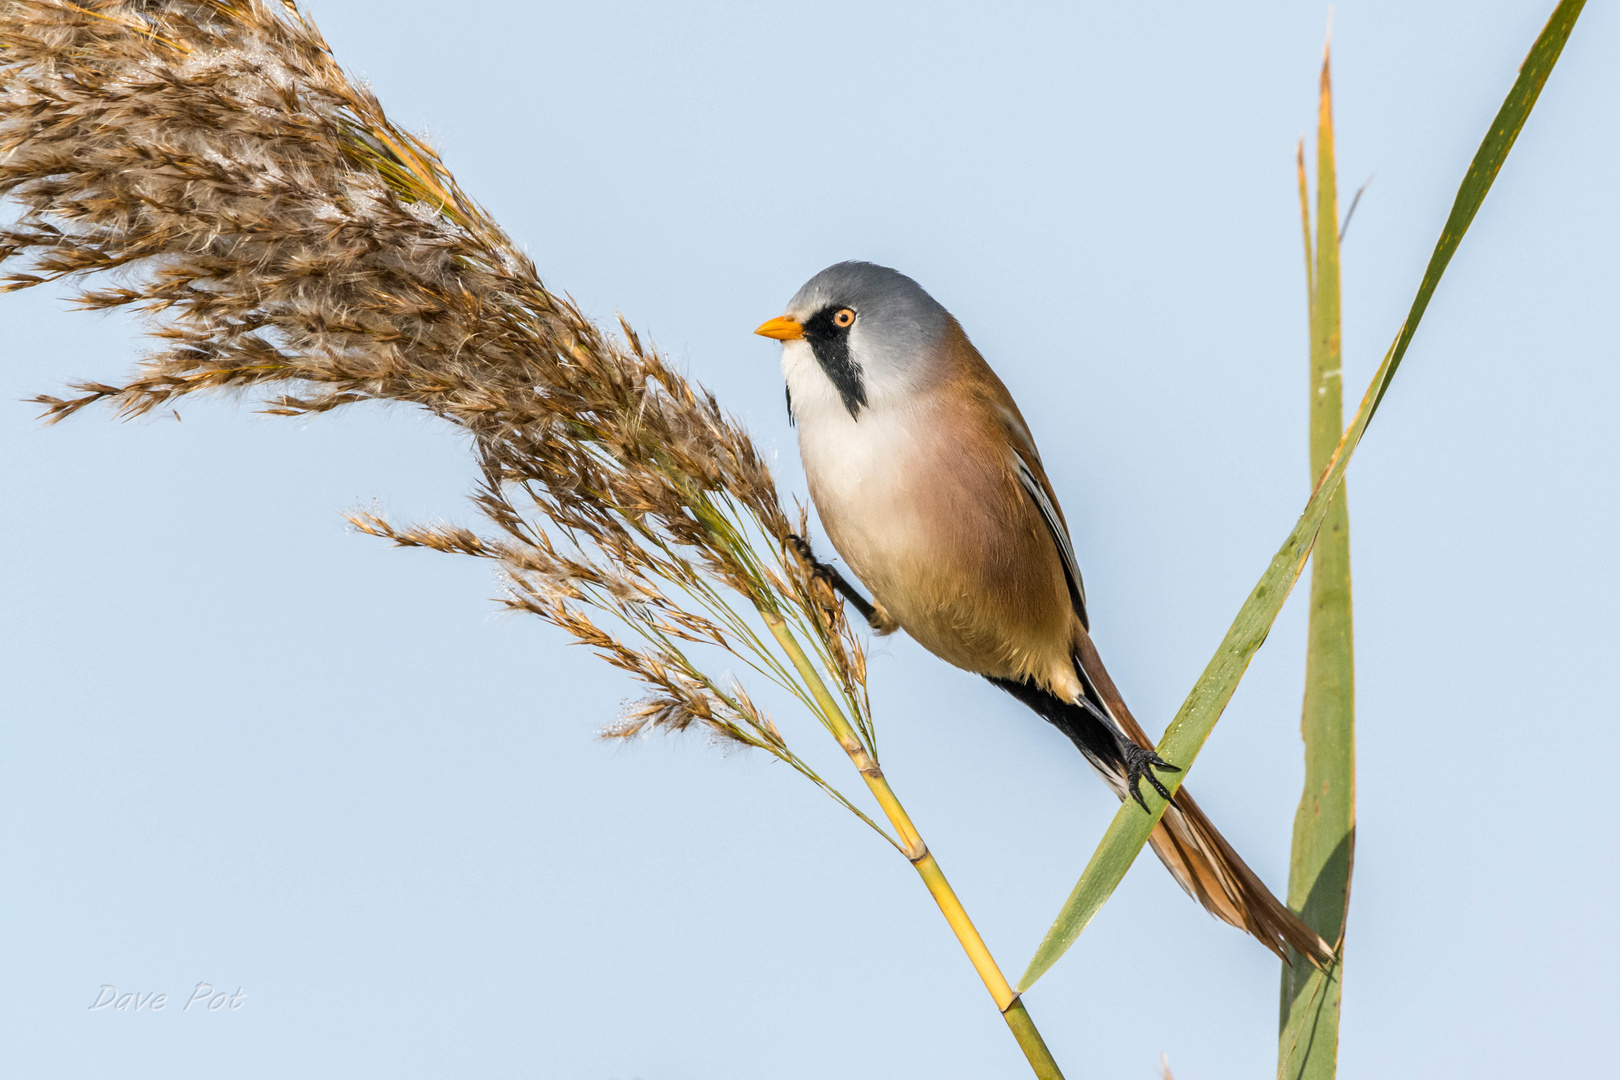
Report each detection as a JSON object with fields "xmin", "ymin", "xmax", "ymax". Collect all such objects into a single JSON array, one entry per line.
[
  {"xmin": 990, "ymin": 626, "xmax": 1337, "ymax": 970},
  {"xmin": 1151, "ymin": 789, "xmax": 1335, "ymax": 967}
]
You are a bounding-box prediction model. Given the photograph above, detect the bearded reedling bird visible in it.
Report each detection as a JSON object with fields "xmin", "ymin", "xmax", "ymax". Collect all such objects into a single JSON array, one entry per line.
[{"xmin": 756, "ymin": 261, "xmax": 1334, "ymax": 967}]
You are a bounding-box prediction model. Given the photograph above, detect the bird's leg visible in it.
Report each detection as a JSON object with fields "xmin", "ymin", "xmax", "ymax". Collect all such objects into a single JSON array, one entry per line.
[
  {"xmin": 1120, "ymin": 741, "xmax": 1181, "ymax": 810},
  {"xmin": 786, "ymin": 533, "xmax": 896, "ymax": 634}
]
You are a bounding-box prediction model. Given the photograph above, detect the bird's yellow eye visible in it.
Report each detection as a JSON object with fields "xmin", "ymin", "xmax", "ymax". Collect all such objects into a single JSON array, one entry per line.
[{"xmin": 833, "ymin": 308, "xmax": 855, "ymax": 328}]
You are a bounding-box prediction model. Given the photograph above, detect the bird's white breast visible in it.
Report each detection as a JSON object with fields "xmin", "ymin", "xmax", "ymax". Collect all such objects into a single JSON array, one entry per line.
[{"xmin": 782, "ymin": 340, "xmax": 927, "ymax": 590}]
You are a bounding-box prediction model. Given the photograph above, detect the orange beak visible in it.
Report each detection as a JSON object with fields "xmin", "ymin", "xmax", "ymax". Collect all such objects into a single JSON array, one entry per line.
[{"xmin": 753, "ymin": 315, "xmax": 804, "ymax": 341}]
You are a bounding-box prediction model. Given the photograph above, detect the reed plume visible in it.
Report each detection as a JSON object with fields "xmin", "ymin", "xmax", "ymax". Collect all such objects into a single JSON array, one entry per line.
[
  {"xmin": 1, "ymin": 0, "xmax": 881, "ymax": 810},
  {"xmin": 0, "ymin": 3, "xmax": 1066, "ymax": 1074}
]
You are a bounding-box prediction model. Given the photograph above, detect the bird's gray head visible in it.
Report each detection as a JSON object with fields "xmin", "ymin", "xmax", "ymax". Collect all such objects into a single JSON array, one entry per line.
[{"xmin": 756, "ymin": 261, "xmax": 951, "ymax": 419}]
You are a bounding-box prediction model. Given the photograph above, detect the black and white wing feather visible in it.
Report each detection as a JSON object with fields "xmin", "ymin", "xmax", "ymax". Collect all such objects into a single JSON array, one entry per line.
[{"xmin": 1009, "ymin": 449, "xmax": 1088, "ymax": 629}]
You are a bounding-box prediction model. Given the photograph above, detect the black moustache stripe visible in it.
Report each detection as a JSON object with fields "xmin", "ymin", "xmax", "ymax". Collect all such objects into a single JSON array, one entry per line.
[{"xmin": 802, "ymin": 308, "xmax": 867, "ymax": 419}]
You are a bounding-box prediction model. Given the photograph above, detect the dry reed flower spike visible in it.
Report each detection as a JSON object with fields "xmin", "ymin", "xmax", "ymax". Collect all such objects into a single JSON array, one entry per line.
[
  {"xmin": 0, "ymin": 0, "xmax": 874, "ymax": 808},
  {"xmin": 0, "ymin": 3, "xmax": 1066, "ymax": 1074}
]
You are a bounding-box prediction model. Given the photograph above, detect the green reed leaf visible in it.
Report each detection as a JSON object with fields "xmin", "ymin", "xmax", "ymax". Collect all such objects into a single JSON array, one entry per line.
[
  {"xmin": 1278, "ymin": 43, "xmax": 1354, "ymax": 1080},
  {"xmin": 1018, "ymin": 0, "xmax": 1586, "ymax": 993}
]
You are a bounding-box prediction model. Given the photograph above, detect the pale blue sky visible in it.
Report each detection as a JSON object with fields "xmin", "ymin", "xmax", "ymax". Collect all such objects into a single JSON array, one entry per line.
[{"xmin": 3, "ymin": 2, "xmax": 1616, "ymax": 1077}]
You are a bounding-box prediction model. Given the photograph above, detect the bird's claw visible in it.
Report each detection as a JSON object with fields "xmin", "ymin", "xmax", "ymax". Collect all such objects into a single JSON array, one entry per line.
[
  {"xmin": 786, "ymin": 533, "xmax": 827, "ymax": 578},
  {"xmin": 1122, "ymin": 742, "xmax": 1180, "ymax": 810},
  {"xmin": 786, "ymin": 533, "xmax": 892, "ymax": 633},
  {"xmin": 786, "ymin": 534, "xmax": 843, "ymax": 603}
]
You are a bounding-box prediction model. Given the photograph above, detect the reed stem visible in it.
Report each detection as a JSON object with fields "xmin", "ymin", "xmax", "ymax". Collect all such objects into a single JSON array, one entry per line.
[{"xmin": 762, "ymin": 611, "xmax": 1065, "ymax": 1080}]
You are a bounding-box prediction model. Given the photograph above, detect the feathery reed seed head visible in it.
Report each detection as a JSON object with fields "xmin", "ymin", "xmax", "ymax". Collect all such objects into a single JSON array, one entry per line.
[{"xmin": 1, "ymin": 0, "xmax": 879, "ymax": 825}]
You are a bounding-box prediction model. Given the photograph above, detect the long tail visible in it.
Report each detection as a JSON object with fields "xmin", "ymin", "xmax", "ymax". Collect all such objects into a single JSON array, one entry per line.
[{"xmin": 990, "ymin": 630, "xmax": 1336, "ymax": 969}]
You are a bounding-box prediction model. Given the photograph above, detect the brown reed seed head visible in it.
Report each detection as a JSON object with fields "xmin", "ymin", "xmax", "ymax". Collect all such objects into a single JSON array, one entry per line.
[{"xmin": 0, "ymin": 1, "xmax": 877, "ymax": 801}]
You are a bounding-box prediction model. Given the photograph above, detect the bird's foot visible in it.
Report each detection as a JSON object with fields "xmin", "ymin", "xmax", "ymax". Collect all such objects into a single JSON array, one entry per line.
[
  {"xmin": 786, "ymin": 533, "xmax": 891, "ymax": 632},
  {"xmin": 786, "ymin": 533, "xmax": 842, "ymax": 605},
  {"xmin": 1122, "ymin": 743, "xmax": 1180, "ymax": 810},
  {"xmin": 786, "ymin": 533, "xmax": 827, "ymax": 576}
]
